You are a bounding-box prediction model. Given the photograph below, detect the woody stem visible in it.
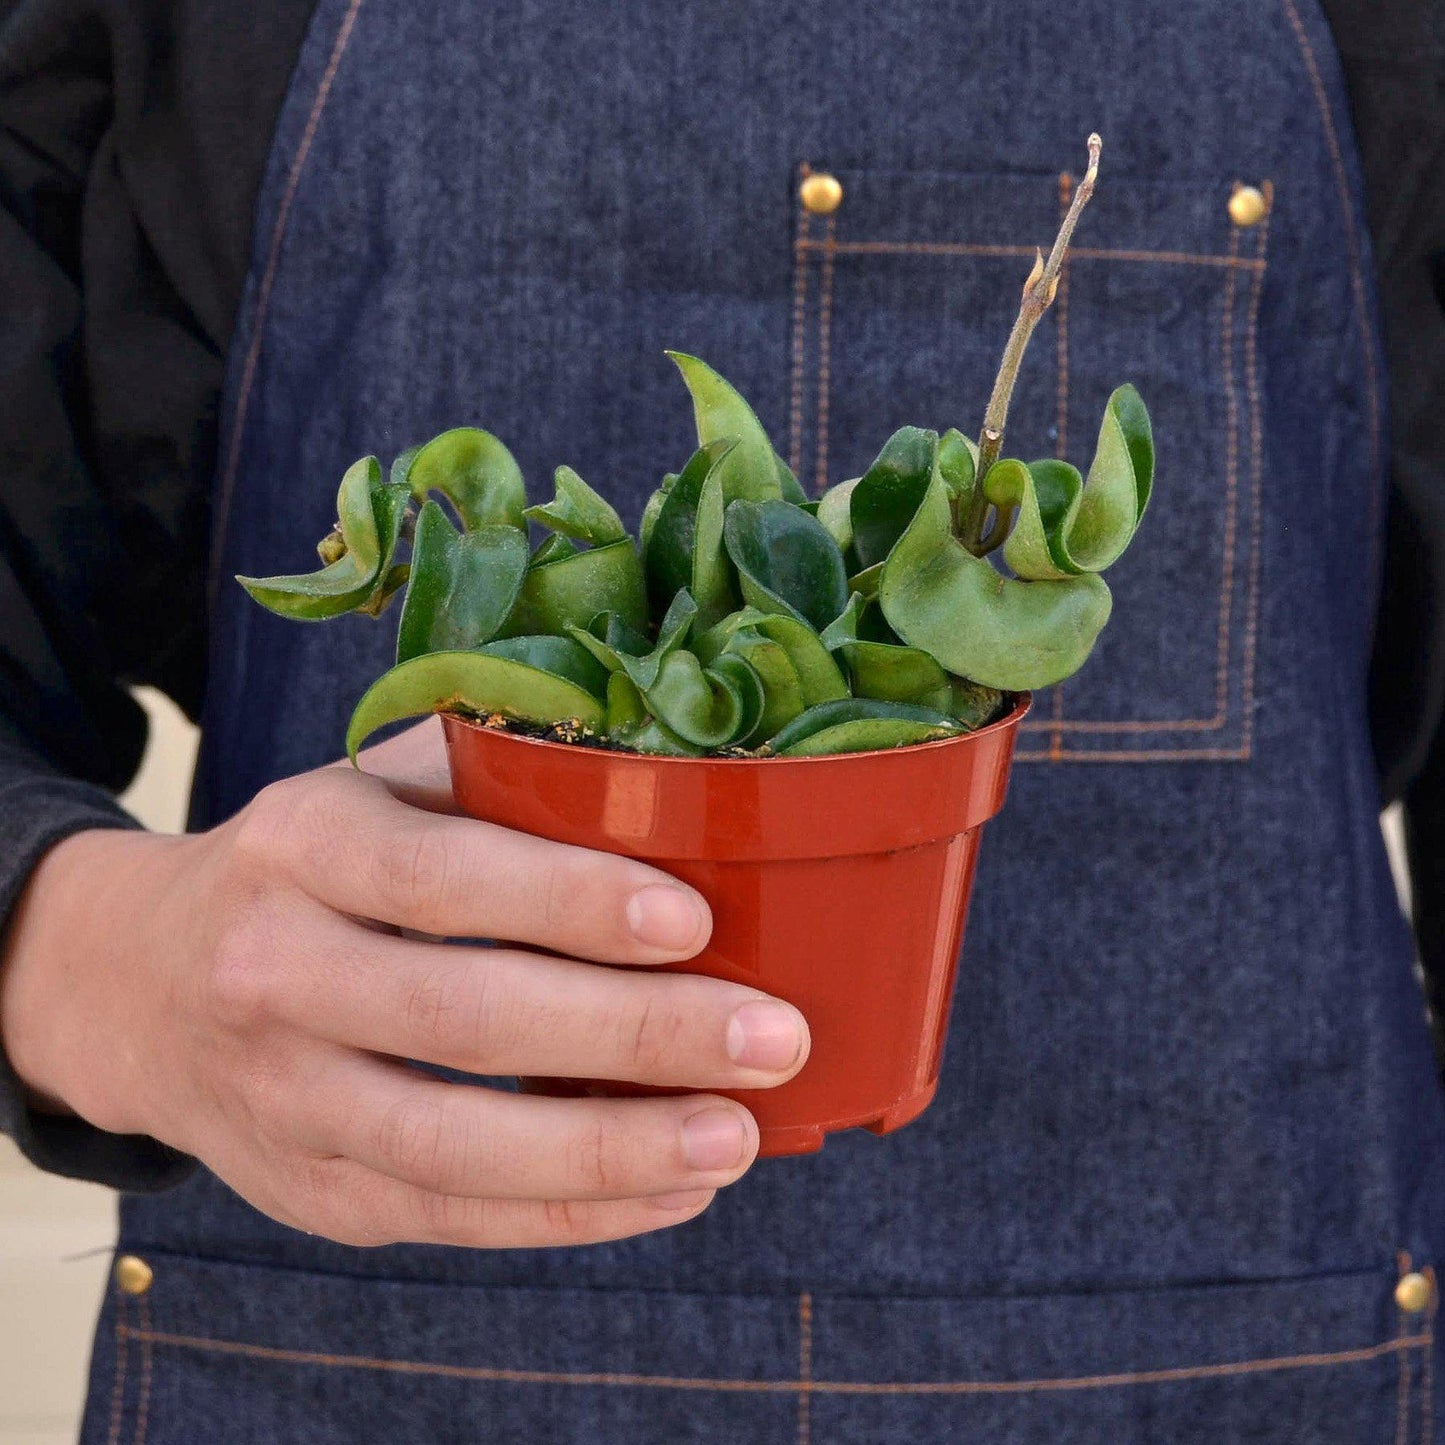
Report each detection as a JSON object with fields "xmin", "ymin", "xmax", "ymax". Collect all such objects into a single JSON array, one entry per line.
[{"xmin": 960, "ymin": 133, "xmax": 1102, "ymax": 555}]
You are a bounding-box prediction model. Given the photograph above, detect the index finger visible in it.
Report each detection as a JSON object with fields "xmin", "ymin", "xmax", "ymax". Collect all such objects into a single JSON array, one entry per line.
[{"xmin": 282, "ymin": 768, "xmax": 712, "ymax": 965}]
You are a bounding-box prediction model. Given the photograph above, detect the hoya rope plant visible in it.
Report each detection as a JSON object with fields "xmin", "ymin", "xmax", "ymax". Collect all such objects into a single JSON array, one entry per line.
[{"xmin": 240, "ymin": 134, "xmax": 1152, "ymax": 762}]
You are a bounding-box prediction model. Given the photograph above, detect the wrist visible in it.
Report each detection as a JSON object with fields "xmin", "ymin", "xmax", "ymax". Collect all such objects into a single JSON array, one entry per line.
[{"xmin": 0, "ymin": 827, "xmax": 184, "ymax": 1133}]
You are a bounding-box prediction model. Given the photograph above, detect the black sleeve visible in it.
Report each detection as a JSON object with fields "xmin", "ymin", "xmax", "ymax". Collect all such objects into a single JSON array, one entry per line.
[
  {"xmin": 0, "ymin": 0, "xmax": 314, "ymax": 1189},
  {"xmin": 1325, "ymin": 3, "xmax": 1445, "ymax": 1017}
]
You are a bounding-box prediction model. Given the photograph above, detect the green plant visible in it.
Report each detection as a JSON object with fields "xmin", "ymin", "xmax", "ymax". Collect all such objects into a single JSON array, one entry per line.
[{"xmin": 239, "ymin": 134, "xmax": 1151, "ymax": 761}]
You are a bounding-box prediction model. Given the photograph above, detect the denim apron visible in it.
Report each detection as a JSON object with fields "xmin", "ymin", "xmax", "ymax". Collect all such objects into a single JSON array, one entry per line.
[{"xmin": 84, "ymin": 0, "xmax": 1445, "ymax": 1439}]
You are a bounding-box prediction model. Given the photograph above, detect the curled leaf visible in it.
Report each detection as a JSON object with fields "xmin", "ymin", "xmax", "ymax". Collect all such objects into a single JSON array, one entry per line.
[
  {"xmin": 395, "ymin": 502, "xmax": 527, "ymax": 663},
  {"xmin": 523, "ymin": 465, "xmax": 626, "ymax": 546},
  {"xmin": 879, "ymin": 468, "xmax": 1113, "ymax": 690},
  {"xmin": 501, "ymin": 538, "xmax": 647, "ymax": 638},
  {"xmin": 723, "ymin": 499, "xmax": 849, "ymax": 632},
  {"xmin": 479, "ymin": 635, "xmax": 611, "ymax": 699},
  {"xmin": 346, "ymin": 652, "xmax": 604, "ymax": 763},
  {"xmin": 768, "ymin": 699, "xmax": 959, "ymax": 757},
  {"xmin": 668, "ymin": 352, "xmax": 788, "ymax": 503},
  {"xmin": 849, "ymin": 427, "xmax": 938, "ymax": 570},
  {"xmin": 394, "ymin": 428, "xmax": 527, "ymax": 530},
  {"xmin": 238, "ymin": 456, "xmax": 410, "ymax": 620},
  {"xmin": 993, "ymin": 384, "xmax": 1153, "ymax": 579}
]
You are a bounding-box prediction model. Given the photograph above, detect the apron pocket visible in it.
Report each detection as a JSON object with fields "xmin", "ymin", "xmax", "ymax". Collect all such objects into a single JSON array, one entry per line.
[
  {"xmin": 86, "ymin": 1250, "xmax": 1430, "ymax": 1444},
  {"xmin": 788, "ymin": 162, "xmax": 1272, "ymax": 762}
]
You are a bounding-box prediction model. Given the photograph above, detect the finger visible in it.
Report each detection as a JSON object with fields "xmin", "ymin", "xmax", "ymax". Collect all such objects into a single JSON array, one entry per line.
[
  {"xmin": 281, "ymin": 1154, "xmax": 717, "ymax": 1249},
  {"xmin": 332, "ymin": 716, "xmax": 462, "ymax": 815},
  {"xmin": 280, "ymin": 769, "xmax": 712, "ymax": 964},
  {"xmin": 295, "ymin": 1052, "xmax": 761, "ymax": 1202},
  {"xmin": 284, "ymin": 916, "xmax": 809, "ymax": 1087}
]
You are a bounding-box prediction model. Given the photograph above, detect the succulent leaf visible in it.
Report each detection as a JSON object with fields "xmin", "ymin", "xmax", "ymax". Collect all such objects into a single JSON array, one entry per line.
[{"xmin": 394, "ymin": 427, "xmax": 527, "ymax": 531}]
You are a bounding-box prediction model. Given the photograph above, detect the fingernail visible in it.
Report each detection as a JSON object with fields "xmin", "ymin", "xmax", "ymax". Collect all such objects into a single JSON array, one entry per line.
[
  {"xmin": 726, "ymin": 1000, "xmax": 805, "ymax": 1072},
  {"xmin": 681, "ymin": 1107, "xmax": 749, "ymax": 1171},
  {"xmin": 648, "ymin": 1189, "xmax": 714, "ymax": 1212},
  {"xmin": 627, "ymin": 885, "xmax": 704, "ymax": 951}
]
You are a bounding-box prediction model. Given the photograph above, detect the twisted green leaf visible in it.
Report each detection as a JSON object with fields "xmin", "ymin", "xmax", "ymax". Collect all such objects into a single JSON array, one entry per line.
[
  {"xmin": 523, "ymin": 465, "xmax": 626, "ymax": 546},
  {"xmin": 879, "ymin": 468, "xmax": 1112, "ymax": 690},
  {"xmin": 395, "ymin": 502, "xmax": 527, "ymax": 663},
  {"xmin": 479, "ymin": 635, "xmax": 611, "ymax": 699},
  {"xmin": 237, "ymin": 457, "xmax": 410, "ymax": 620},
  {"xmin": 768, "ymin": 699, "xmax": 959, "ymax": 757},
  {"xmin": 346, "ymin": 652, "xmax": 604, "ymax": 763},
  {"xmin": 501, "ymin": 538, "xmax": 647, "ymax": 638},
  {"xmin": 820, "ymin": 593, "xmax": 952, "ymax": 710},
  {"xmin": 394, "ymin": 428, "xmax": 527, "ymax": 531},
  {"xmin": 723, "ymin": 499, "xmax": 849, "ymax": 632},
  {"xmin": 668, "ymin": 351, "xmax": 788, "ymax": 503},
  {"xmin": 993, "ymin": 384, "xmax": 1153, "ymax": 580}
]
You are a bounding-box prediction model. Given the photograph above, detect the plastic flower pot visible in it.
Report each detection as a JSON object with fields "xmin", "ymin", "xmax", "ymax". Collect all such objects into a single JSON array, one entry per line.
[{"xmin": 441, "ymin": 693, "xmax": 1029, "ymax": 1156}]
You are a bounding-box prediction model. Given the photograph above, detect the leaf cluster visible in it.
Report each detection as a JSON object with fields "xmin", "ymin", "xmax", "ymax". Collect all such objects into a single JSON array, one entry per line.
[{"xmin": 238, "ymin": 353, "xmax": 1151, "ymax": 762}]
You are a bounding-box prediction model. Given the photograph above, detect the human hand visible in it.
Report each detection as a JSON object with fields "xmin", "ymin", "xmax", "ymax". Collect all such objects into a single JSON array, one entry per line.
[{"xmin": 0, "ymin": 719, "xmax": 810, "ymax": 1247}]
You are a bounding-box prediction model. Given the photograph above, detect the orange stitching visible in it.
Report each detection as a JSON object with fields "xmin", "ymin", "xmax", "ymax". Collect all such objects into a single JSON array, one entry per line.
[
  {"xmin": 788, "ymin": 177, "xmax": 811, "ymax": 478},
  {"xmin": 798, "ymin": 1293, "xmax": 812, "ymax": 1445},
  {"xmin": 798, "ymin": 238, "xmax": 1264, "ymax": 270},
  {"xmin": 1279, "ymin": 0, "xmax": 1385, "ymax": 583},
  {"xmin": 813, "ymin": 218, "xmax": 838, "ymax": 494},
  {"xmin": 106, "ymin": 1292, "xmax": 127, "ymax": 1445},
  {"xmin": 1021, "ymin": 716, "xmax": 1228, "ymax": 734},
  {"xmin": 134, "ymin": 1295, "xmax": 153, "ymax": 1445},
  {"xmin": 208, "ymin": 0, "xmax": 367, "ymax": 607},
  {"xmin": 1238, "ymin": 200, "xmax": 1271, "ymax": 760},
  {"xmin": 1016, "ymin": 746, "xmax": 1251, "ymax": 763},
  {"xmin": 1214, "ymin": 223, "xmax": 1244, "ymax": 727},
  {"xmin": 117, "ymin": 1324, "xmax": 1424, "ymax": 1396}
]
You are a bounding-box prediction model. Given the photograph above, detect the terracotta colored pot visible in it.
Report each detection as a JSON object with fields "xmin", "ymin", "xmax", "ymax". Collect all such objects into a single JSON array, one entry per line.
[{"xmin": 442, "ymin": 695, "xmax": 1029, "ymax": 1156}]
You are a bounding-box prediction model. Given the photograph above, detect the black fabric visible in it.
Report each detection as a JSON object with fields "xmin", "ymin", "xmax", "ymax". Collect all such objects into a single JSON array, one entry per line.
[
  {"xmin": 0, "ymin": 0, "xmax": 317, "ymax": 1188},
  {"xmin": 0, "ymin": 0, "xmax": 1440, "ymax": 1190}
]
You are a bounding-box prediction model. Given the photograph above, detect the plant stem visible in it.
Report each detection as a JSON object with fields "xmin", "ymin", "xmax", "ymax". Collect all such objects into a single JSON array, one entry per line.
[{"xmin": 959, "ymin": 133, "xmax": 1102, "ymax": 555}]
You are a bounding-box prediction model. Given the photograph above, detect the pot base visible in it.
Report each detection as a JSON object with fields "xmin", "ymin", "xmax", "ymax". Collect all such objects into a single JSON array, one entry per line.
[{"xmin": 756, "ymin": 1079, "xmax": 940, "ymax": 1157}]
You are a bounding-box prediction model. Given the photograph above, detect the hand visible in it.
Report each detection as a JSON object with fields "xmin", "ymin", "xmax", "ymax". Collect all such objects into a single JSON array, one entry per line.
[{"xmin": 0, "ymin": 719, "xmax": 810, "ymax": 1247}]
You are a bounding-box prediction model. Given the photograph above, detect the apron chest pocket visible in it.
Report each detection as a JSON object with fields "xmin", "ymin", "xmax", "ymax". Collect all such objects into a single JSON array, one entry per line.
[{"xmin": 786, "ymin": 163, "xmax": 1272, "ymax": 762}]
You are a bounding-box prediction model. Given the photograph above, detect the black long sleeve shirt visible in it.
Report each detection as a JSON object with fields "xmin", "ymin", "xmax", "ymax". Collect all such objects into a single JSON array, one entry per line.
[{"xmin": 0, "ymin": 0, "xmax": 1442, "ymax": 1191}]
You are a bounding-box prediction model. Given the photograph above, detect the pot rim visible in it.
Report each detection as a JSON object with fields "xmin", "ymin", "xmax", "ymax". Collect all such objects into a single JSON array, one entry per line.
[{"xmin": 440, "ymin": 691, "xmax": 1032, "ymax": 768}]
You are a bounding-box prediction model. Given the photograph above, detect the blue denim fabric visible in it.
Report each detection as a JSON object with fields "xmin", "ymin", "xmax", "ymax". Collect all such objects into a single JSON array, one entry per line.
[{"xmin": 85, "ymin": 0, "xmax": 1445, "ymax": 1439}]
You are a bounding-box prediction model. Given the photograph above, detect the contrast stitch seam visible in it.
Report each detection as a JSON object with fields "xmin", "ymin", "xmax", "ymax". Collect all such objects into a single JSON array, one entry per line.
[
  {"xmin": 1239, "ymin": 195, "xmax": 1272, "ymax": 761},
  {"xmin": 813, "ymin": 217, "xmax": 838, "ymax": 494},
  {"xmin": 209, "ymin": 0, "xmax": 367, "ymax": 604},
  {"xmin": 116, "ymin": 1326, "xmax": 1424, "ymax": 1394},
  {"xmin": 106, "ymin": 1293, "xmax": 127, "ymax": 1445},
  {"xmin": 1279, "ymin": 0, "xmax": 1385, "ymax": 584},
  {"xmin": 798, "ymin": 1293, "xmax": 812, "ymax": 1445},
  {"xmin": 133, "ymin": 1295, "xmax": 153, "ymax": 1445},
  {"xmin": 1214, "ymin": 222, "xmax": 1244, "ymax": 729},
  {"xmin": 1016, "ymin": 746, "xmax": 1251, "ymax": 762},
  {"xmin": 788, "ymin": 170, "xmax": 811, "ymax": 479},
  {"xmin": 799, "ymin": 239, "xmax": 1263, "ymax": 270},
  {"xmin": 1020, "ymin": 717, "xmax": 1227, "ymax": 734}
]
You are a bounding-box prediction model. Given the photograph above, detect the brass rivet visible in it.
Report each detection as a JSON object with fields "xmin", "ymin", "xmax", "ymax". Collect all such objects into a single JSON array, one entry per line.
[
  {"xmin": 1396, "ymin": 1271, "xmax": 1433, "ymax": 1315},
  {"xmin": 800, "ymin": 172, "xmax": 844, "ymax": 216},
  {"xmin": 1228, "ymin": 184, "xmax": 1269, "ymax": 228},
  {"xmin": 114, "ymin": 1254, "xmax": 154, "ymax": 1296}
]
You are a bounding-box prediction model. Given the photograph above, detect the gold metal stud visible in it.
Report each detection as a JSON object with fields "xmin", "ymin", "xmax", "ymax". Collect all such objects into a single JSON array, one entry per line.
[
  {"xmin": 1396, "ymin": 1271, "xmax": 1433, "ymax": 1315},
  {"xmin": 114, "ymin": 1254, "xmax": 154, "ymax": 1296},
  {"xmin": 1228, "ymin": 184, "xmax": 1269, "ymax": 228},
  {"xmin": 800, "ymin": 172, "xmax": 844, "ymax": 216}
]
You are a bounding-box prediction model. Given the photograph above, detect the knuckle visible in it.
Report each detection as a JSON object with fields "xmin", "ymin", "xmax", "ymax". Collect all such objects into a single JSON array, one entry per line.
[
  {"xmin": 540, "ymin": 1195, "xmax": 594, "ymax": 1243},
  {"xmin": 415, "ymin": 1188, "xmax": 478, "ymax": 1241},
  {"xmin": 618, "ymin": 993, "xmax": 688, "ymax": 1078},
  {"xmin": 207, "ymin": 916, "xmax": 285, "ymax": 1031},
  {"xmin": 231, "ymin": 779, "xmax": 299, "ymax": 867},
  {"xmin": 375, "ymin": 1092, "xmax": 450, "ymax": 1185},
  {"xmin": 372, "ymin": 824, "xmax": 456, "ymax": 929},
  {"xmin": 566, "ymin": 1114, "xmax": 631, "ymax": 1198},
  {"xmin": 402, "ymin": 958, "xmax": 484, "ymax": 1056}
]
